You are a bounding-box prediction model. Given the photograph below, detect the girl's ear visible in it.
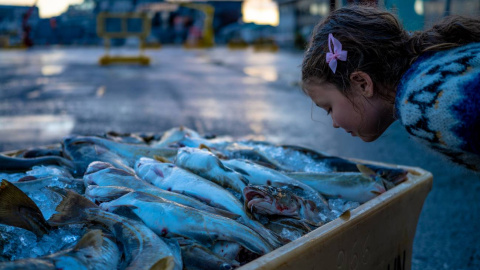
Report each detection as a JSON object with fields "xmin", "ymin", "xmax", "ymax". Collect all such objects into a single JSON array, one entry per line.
[{"xmin": 350, "ymin": 71, "xmax": 374, "ymax": 98}]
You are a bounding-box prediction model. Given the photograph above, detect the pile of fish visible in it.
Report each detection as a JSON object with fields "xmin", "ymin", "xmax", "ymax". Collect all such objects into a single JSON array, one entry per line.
[{"xmin": 0, "ymin": 126, "xmax": 409, "ymax": 270}]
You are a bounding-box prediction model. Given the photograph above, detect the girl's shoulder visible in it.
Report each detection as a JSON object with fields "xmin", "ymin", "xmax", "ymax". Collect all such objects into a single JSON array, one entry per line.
[{"xmin": 395, "ymin": 42, "xmax": 480, "ymax": 171}]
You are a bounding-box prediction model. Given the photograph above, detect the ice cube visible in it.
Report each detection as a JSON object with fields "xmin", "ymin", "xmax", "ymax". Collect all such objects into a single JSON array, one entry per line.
[
  {"xmin": 27, "ymin": 165, "xmax": 72, "ymax": 179},
  {"xmin": 280, "ymin": 228, "xmax": 302, "ymax": 242}
]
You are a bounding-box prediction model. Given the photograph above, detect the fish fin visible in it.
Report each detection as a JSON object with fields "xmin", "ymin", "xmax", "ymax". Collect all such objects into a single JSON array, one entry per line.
[
  {"xmin": 109, "ymin": 168, "xmax": 135, "ymax": 176},
  {"xmin": 340, "ymin": 210, "xmax": 351, "ymax": 220},
  {"xmin": 228, "ymin": 165, "xmax": 250, "ymax": 177},
  {"xmin": 382, "ymin": 178, "xmax": 395, "ymax": 190},
  {"xmin": 73, "ymin": 229, "xmax": 103, "ymax": 251},
  {"xmin": 17, "ymin": 175, "xmax": 38, "ymax": 182},
  {"xmin": 153, "ymin": 155, "xmax": 170, "ymax": 163},
  {"xmin": 85, "ymin": 161, "xmax": 113, "ymax": 175},
  {"xmin": 111, "ymin": 205, "xmax": 142, "ymax": 222},
  {"xmin": 356, "ymin": 164, "xmax": 376, "ymax": 177},
  {"xmin": 0, "ymin": 179, "xmax": 51, "ymax": 237},
  {"xmin": 151, "ymin": 256, "xmax": 175, "ymax": 270},
  {"xmin": 199, "ymin": 144, "xmax": 212, "ymax": 152},
  {"xmin": 48, "ymin": 189, "xmax": 98, "ymax": 226}
]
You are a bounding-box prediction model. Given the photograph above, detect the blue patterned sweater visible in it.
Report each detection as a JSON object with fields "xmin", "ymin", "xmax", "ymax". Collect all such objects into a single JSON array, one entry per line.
[{"xmin": 396, "ymin": 42, "xmax": 480, "ymax": 171}]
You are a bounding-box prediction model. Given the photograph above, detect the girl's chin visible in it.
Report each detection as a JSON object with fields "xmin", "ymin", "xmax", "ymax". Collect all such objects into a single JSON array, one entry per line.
[{"xmin": 358, "ymin": 133, "xmax": 381, "ymax": 142}]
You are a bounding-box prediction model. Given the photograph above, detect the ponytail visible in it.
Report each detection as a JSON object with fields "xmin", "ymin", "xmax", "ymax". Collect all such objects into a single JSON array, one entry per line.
[{"xmin": 406, "ymin": 15, "xmax": 480, "ymax": 64}]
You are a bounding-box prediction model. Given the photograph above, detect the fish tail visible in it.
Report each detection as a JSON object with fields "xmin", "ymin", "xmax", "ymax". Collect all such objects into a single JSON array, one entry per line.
[
  {"xmin": 73, "ymin": 229, "xmax": 104, "ymax": 251},
  {"xmin": 0, "ymin": 179, "xmax": 51, "ymax": 237},
  {"xmin": 244, "ymin": 218, "xmax": 283, "ymax": 249},
  {"xmin": 150, "ymin": 256, "xmax": 175, "ymax": 270},
  {"xmin": 48, "ymin": 189, "xmax": 98, "ymax": 226}
]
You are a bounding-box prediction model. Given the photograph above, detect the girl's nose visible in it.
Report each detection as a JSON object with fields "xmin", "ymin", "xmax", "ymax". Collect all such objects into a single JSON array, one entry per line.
[{"xmin": 332, "ymin": 119, "xmax": 340, "ymax": 128}]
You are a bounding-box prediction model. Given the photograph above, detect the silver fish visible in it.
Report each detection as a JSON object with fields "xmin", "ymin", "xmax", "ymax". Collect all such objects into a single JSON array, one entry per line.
[
  {"xmin": 151, "ymin": 126, "xmax": 204, "ymax": 148},
  {"xmin": 135, "ymin": 157, "xmax": 247, "ymax": 217},
  {"xmin": 62, "ymin": 136, "xmax": 134, "ymax": 176},
  {"xmin": 0, "ymin": 229, "xmax": 120, "ymax": 270},
  {"xmin": 0, "ymin": 154, "xmax": 75, "ymax": 173},
  {"xmin": 174, "ymin": 147, "xmax": 248, "ymax": 194},
  {"xmin": 223, "ymin": 159, "xmax": 329, "ymax": 209},
  {"xmin": 211, "ymin": 241, "xmax": 242, "ymax": 262},
  {"xmin": 181, "ymin": 243, "xmax": 239, "ymax": 270},
  {"xmin": 85, "ymin": 185, "xmax": 134, "ymax": 203},
  {"xmin": 14, "ymin": 176, "xmax": 85, "ymax": 195},
  {"xmin": 280, "ymin": 144, "xmax": 408, "ymax": 184},
  {"xmin": 101, "ymin": 191, "xmax": 273, "ymax": 255},
  {"xmin": 285, "ymin": 166, "xmax": 387, "ymax": 203},
  {"xmin": 48, "ymin": 190, "xmax": 176, "ymax": 270},
  {"xmin": 84, "ymin": 161, "xmax": 239, "ymax": 219},
  {"xmin": 64, "ymin": 135, "xmax": 178, "ymax": 167}
]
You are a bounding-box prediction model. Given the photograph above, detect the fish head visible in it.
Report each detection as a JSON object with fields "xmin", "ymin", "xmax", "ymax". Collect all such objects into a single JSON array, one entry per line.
[
  {"xmin": 244, "ymin": 185, "xmax": 299, "ymax": 216},
  {"xmin": 85, "ymin": 161, "xmax": 114, "ymax": 175},
  {"xmin": 136, "ymin": 158, "xmax": 175, "ymax": 180},
  {"xmin": 370, "ymin": 178, "xmax": 387, "ymax": 195},
  {"xmin": 374, "ymin": 168, "xmax": 408, "ymax": 185},
  {"xmin": 357, "ymin": 164, "xmax": 408, "ymax": 185}
]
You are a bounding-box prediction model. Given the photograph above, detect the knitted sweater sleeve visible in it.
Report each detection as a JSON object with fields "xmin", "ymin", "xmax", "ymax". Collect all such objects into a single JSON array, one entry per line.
[{"xmin": 395, "ymin": 42, "xmax": 480, "ymax": 171}]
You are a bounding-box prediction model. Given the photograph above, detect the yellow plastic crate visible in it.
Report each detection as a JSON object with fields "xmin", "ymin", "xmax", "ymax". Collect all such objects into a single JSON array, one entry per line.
[
  {"xmin": 2, "ymin": 146, "xmax": 432, "ymax": 270},
  {"xmin": 239, "ymin": 162, "xmax": 432, "ymax": 270}
]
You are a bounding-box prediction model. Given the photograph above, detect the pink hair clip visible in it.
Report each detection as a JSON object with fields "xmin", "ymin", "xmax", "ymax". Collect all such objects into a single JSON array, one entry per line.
[{"xmin": 326, "ymin": 33, "xmax": 348, "ymax": 74}]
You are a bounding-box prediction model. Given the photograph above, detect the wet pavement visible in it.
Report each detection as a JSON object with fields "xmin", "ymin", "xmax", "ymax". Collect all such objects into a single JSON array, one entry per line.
[{"xmin": 0, "ymin": 46, "xmax": 479, "ymax": 269}]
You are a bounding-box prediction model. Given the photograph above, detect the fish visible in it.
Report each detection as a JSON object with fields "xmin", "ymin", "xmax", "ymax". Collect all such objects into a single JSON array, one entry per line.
[
  {"xmin": 162, "ymin": 238, "xmax": 183, "ymax": 270},
  {"xmin": 135, "ymin": 157, "xmax": 249, "ymax": 217},
  {"xmin": 14, "ymin": 176, "xmax": 85, "ymax": 195},
  {"xmin": 48, "ymin": 189, "xmax": 176, "ymax": 270},
  {"xmin": 181, "ymin": 243, "xmax": 239, "ymax": 270},
  {"xmin": 0, "ymin": 154, "xmax": 75, "ymax": 173},
  {"xmin": 0, "ymin": 179, "xmax": 51, "ymax": 237},
  {"xmin": 263, "ymin": 217, "xmax": 314, "ymax": 242},
  {"xmin": 104, "ymin": 131, "xmax": 148, "ymax": 145},
  {"xmin": 151, "ymin": 126, "xmax": 204, "ymax": 148},
  {"xmin": 85, "ymin": 185, "xmax": 134, "ymax": 203},
  {"xmin": 100, "ymin": 191, "xmax": 274, "ymax": 255},
  {"xmin": 62, "ymin": 136, "xmax": 134, "ymax": 176},
  {"xmin": 217, "ymin": 142, "xmax": 288, "ymax": 171},
  {"xmin": 243, "ymin": 185, "xmax": 323, "ymax": 226},
  {"xmin": 285, "ymin": 165, "xmax": 387, "ymax": 203},
  {"xmin": 223, "ymin": 159, "xmax": 329, "ymax": 209},
  {"xmin": 172, "ymin": 150, "xmax": 284, "ymax": 248},
  {"xmin": 0, "ymin": 229, "xmax": 121, "ymax": 270},
  {"xmin": 63, "ymin": 135, "xmax": 178, "ymax": 167},
  {"xmin": 12, "ymin": 146, "xmax": 64, "ymax": 159},
  {"xmin": 174, "ymin": 147, "xmax": 248, "ymax": 194},
  {"xmin": 211, "ymin": 241, "xmax": 242, "ymax": 262},
  {"xmin": 84, "ymin": 161, "xmax": 240, "ymax": 219},
  {"xmin": 280, "ymin": 145, "xmax": 408, "ymax": 184}
]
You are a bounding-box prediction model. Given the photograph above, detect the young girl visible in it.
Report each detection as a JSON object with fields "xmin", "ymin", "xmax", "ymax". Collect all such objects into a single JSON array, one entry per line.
[{"xmin": 302, "ymin": 5, "xmax": 480, "ymax": 171}]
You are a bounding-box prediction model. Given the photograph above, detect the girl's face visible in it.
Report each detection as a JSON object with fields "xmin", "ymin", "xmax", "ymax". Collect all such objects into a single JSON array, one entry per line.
[{"xmin": 305, "ymin": 80, "xmax": 395, "ymax": 142}]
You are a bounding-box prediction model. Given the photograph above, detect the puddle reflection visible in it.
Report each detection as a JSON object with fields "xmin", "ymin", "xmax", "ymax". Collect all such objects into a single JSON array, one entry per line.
[
  {"xmin": 0, "ymin": 115, "xmax": 75, "ymax": 143},
  {"xmin": 243, "ymin": 66, "xmax": 278, "ymax": 82},
  {"xmin": 41, "ymin": 65, "xmax": 64, "ymax": 76}
]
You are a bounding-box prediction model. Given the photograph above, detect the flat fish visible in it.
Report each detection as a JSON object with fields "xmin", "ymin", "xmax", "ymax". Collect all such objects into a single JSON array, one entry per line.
[
  {"xmin": 48, "ymin": 190, "xmax": 176, "ymax": 270},
  {"xmin": 101, "ymin": 191, "xmax": 273, "ymax": 255}
]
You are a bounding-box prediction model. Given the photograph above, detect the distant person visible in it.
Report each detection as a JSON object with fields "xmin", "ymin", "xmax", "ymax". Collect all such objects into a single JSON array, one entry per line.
[
  {"xmin": 21, "ymin": 12, "xmax": 33, "ymax": 47},
  {"xmin": 301, "ymin": 5, "xmax": 480, "ymax": 171}
]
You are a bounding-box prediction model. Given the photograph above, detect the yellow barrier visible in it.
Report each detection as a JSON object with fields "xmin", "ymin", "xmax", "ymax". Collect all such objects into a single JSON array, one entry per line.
[{"xmin": 97, "ymin": 12, "xmax": 152, "ymax": 66}]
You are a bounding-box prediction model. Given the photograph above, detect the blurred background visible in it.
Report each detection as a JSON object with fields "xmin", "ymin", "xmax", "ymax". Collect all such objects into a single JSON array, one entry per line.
[{"xmin": 0, "ymin": 0, "xmax": 479, "ymax": 269}]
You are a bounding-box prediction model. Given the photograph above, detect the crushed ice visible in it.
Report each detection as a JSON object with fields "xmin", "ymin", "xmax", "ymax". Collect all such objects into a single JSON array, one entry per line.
[{"xmin": 0, "ymin": 224, "xmax": 86, "ymax": 261}]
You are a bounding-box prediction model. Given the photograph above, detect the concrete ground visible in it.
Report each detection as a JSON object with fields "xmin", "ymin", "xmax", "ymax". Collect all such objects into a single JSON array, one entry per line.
[{"xmin": 0, "ymin": 46, "xmax": 478, "ymax": 269}]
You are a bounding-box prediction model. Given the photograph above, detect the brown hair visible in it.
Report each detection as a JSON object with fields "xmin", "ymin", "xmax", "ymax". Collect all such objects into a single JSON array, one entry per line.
[{"xmin": 302, "ymin": 5, "xmax": 480, "ymax": 102}]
